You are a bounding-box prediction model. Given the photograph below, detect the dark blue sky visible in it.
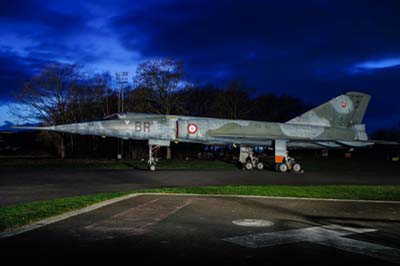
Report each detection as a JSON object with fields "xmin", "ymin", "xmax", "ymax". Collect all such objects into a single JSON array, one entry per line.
[{"xmin": 1, "ymin": 0, "xmax": 400, "ymax": 131}]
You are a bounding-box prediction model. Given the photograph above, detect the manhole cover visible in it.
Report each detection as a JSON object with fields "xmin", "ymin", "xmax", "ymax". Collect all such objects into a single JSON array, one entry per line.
[{"xmin": 232, "ymin": 219, "xmax": 274, "ymax": 227}]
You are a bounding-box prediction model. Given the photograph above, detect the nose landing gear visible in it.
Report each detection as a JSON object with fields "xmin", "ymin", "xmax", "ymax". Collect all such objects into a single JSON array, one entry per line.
[{"xmin": 148, "ymin": 145, "xmax": 160, "ymax": 171}]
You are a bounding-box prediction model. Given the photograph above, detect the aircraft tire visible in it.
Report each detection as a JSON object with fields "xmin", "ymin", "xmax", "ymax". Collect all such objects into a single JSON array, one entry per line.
[
  {"xmin": 256, "ymin": 162, "xmax": 264, "ymax": 170},
  {"xmin": 149, "ymin": 164, "xmax": 156, "ymax": 171},
  {"xmin": 277, "ymin": 163, "xmax": 288, "ymax": 173},
  {"xmin": 292, "ymin": 163, "xmax": 302, "ymax": 173},
  {"xmin": 245, "ymin": 162, "xmax": 253, "ymax": 170}
]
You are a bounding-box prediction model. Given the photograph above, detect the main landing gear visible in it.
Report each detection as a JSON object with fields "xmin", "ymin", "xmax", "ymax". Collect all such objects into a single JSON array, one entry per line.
[
  {"xmin": 239, "ymin": 146, "xmax": 264, "ymax": 171},
  {"xmin": 274, "ymin": 140, "xmax": 303, "ymax": 173},
  {"xmin": 239, "ymin": 143, "xmax": 302, "ymax": 173},
  {"xmin": 275, "ymin": 157, "xmax": 302, "ymax": 173},
  {"xmin": 148, "ymin": 145, "xmax": 160, "ymax": 171}
]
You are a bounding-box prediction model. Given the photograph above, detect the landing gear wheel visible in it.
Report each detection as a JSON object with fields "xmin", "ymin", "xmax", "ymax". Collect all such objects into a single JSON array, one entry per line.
[
  {"xmin": 245, "ymin": 161, "xmax": 253, "ymax": 170},
  {"xmin": 149, "ymin": 164, "xmax": 156, "ymax": 171},
  {"xmin": 277, "ymin": 163, "xmax": 288, "ymax": 173},
  {"xmin": 292, "ymin": 163, "xmax": 302, "ymax": 173},
  {"xmin": 256, "ymin": 162, "xmax": 264, "ymax": 170}
]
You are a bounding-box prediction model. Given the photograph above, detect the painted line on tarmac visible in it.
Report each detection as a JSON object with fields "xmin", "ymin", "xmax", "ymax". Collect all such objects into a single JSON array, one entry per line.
[
  {"xmin": 0, "ymin": 193, "xmax": 141, "ymax": 239},
  {"xmin": 224, "ymin": 224, "xmax": 400, "ymax": 264},
  {"xmin": 84, "ymin": 196, "xmax": 192, "ymax": 235}
]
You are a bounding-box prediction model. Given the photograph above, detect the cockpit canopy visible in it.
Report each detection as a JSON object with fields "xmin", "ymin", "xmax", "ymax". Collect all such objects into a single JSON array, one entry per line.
[
  {"xmin": 102, "ymin": 112, "xmax": 165, "ymax": 121},
  {"xmin": 102, "ymin": 113, "xmax": 126, "ymax": 120}
]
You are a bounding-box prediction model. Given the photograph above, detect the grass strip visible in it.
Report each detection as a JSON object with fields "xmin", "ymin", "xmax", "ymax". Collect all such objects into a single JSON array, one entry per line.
[
  {"xmin": 142, "ymin": 185, "xmax": 400, "ymax": 201},
  {"xmin": 0, "ymin": 192, "xmax": 130, "ymax": 232},
  {"xmin": 1, "ymin": 185, "xmax": 400, "ymax": 232}
]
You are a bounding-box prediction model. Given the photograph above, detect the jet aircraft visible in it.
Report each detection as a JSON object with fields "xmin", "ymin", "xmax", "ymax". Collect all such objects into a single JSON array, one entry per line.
[{"xmin": 19, "ymin": 92, "xmax": 387, "ymax": 172}]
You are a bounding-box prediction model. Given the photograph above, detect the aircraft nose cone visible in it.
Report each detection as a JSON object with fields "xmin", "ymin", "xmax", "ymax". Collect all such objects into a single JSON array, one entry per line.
[{"xmin": 54, "ymin": 122, "xmax": 99, "ymax": 135}]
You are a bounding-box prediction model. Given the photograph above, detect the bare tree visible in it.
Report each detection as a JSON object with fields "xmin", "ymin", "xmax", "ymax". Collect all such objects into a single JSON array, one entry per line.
[
  {"xmin": 15, "ymin": 63, "xmax": 81, "ymax": 158},
  {"xmin": 372, "ymin": 122, "xmax": 400, "ymax": 141},
  {"xmin": 125, "ymin": 86, "xmax": 156, "ymax": 113},
  {"xmin": 92, "ymin": 72, "xmax": 116, "ymax": 117},
  {"xmin": 212, "ymin": 80, "xmax": 253, "ymax": 119},
  {"xmin": 182, "ymin": 85, "xmax": 219, "ymax": 117},
  {"xmin": 251, "ymin": 93, "xmax": 309, "ymax": 122},
  {"xmin": 134, "ymin": 58, "xmax": 185, "ymax": 115},
  {"xmin": 69, "ymin": 71, "xmax": 116, "ymax": 121},
  {"xmin": 134, "ymin": 58, "xmax": 186, "ymax": 159}
]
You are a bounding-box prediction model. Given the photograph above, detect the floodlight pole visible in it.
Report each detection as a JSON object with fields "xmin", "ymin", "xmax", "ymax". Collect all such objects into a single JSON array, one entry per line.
[{"xmin": 115, "ymin": 72, "xmax": 128, "ymax": 159}]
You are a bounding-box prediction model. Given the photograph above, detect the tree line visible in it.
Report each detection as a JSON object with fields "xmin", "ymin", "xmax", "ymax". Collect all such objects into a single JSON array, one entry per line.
[{"xmin": 14, "ymin": 58, "xmax": 310, "ymax": 159}]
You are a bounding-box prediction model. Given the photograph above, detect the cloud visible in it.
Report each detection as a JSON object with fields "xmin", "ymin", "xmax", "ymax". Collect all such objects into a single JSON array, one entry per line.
[
  {"xmin": 1, "ymin": 0, "xmax": 400, "ymax": 130},
  {"xmin": 110, "ymin": 1, "xmax": 400, "ymax": 85},
  {"xmin": 0, "ymin": 49, "xmax": 51, "ymax": 103},
  {"xmin": 352, "ymin": 57, "xmax": 400, "ymax": 73},
  {"xmin": 0, "ymin": 0, "xmax": 140, "ymax": 103},
  {"xmin": 0, "ymin": 102, "xmax": 32, "ymax": 126},
  {"xmin": 106, "ymin": 0, "xmax": 400, "ymax": 130}
]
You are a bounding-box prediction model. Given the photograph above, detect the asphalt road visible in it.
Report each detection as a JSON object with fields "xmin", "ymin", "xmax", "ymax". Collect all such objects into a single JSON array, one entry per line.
[
  {"xmin": 2, "ymin": 194, "xmax": 400, "ymax": 265},
  {"xmin": 1, "ymin": 162, "xmax": 400, "ymax": 206}
]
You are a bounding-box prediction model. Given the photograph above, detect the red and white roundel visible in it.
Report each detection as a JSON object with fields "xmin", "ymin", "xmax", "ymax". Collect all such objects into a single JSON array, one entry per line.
[
  {"xmin": 341, "ymin": 101, "xmax": 347, "ymax": 108},
  {"xmin": 187, "ymin": 123, "xmax": 198, "ymax": 134}
]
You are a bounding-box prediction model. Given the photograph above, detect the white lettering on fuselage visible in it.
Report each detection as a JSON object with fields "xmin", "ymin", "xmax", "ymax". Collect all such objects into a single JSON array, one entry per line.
[{"xmin": 133, "ymin": 121, "xmax": 151, "ymax": 132}]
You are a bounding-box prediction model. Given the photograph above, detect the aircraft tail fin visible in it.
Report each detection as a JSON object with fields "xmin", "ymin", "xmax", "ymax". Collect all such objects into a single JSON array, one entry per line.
[{"xmin": 286, "ymin": 91, "xmax": 371, "ymax": 128}]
